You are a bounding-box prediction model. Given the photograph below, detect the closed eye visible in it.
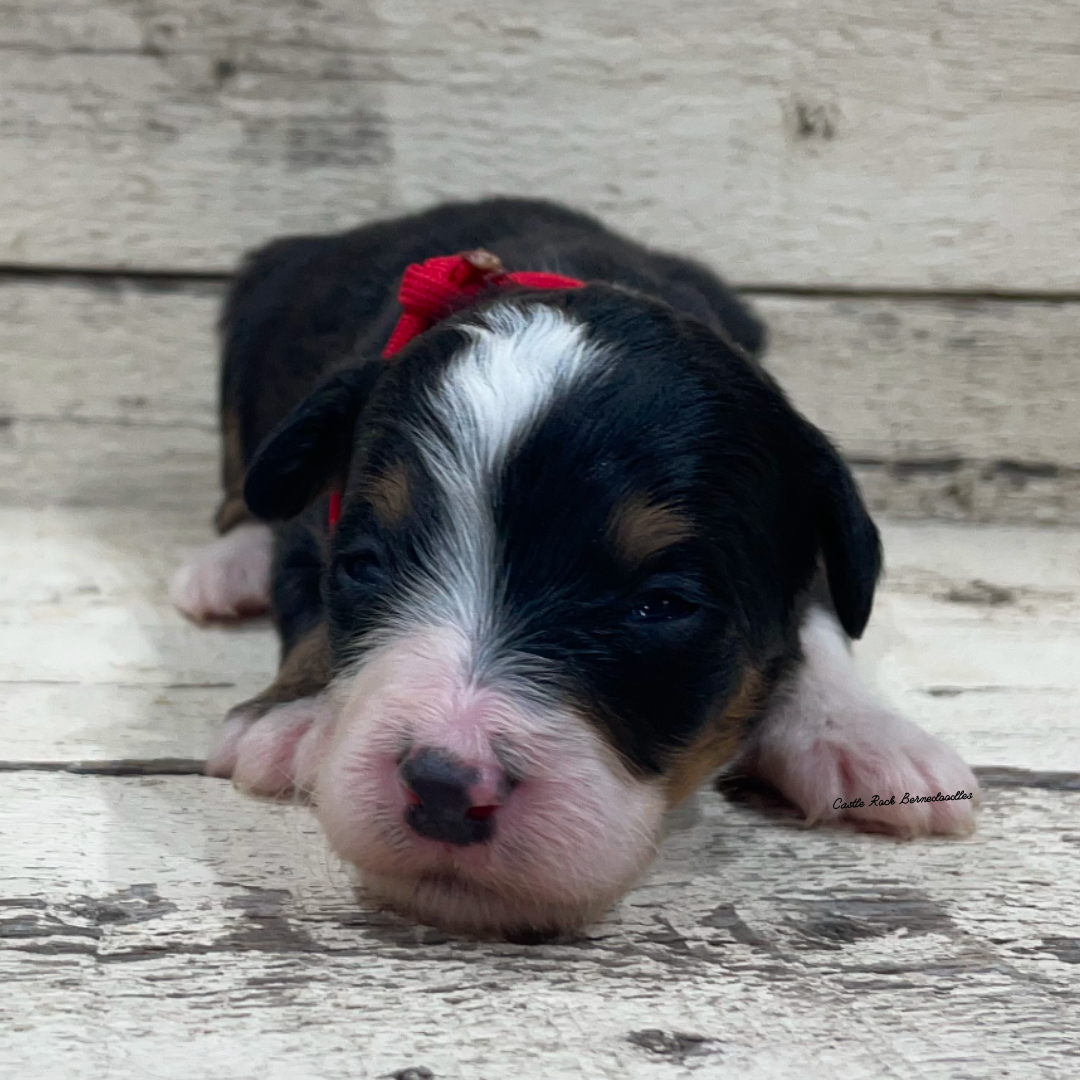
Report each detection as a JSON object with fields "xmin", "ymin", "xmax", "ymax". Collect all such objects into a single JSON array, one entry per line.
[
  {"xmin": 335, "ymin": 543, "xmax": 388, "ymax": 588},
  {"xmin": 627, "ymin": 589, "xmax": 700, "ymax": 624}
]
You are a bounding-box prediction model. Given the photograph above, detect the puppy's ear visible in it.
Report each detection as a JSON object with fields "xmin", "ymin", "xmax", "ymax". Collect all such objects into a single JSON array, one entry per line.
[
  {"xmin": 798, "ymin": 421, "xmax": 882, "ymax": 639},
  {"xmin": 244, "ymin": 368, "xmax": 376, "ymax": 521}
]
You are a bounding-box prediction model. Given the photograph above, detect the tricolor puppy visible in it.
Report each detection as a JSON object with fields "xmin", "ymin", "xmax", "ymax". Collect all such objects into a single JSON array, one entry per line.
[{"xmin": 172, "ymin": 198, "xmax": 979, "ymax": 937}]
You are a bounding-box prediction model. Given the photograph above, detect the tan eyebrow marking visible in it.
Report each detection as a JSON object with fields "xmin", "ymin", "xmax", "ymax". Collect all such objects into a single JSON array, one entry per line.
[
  {"xmin": 607, "ymin": 493, "xmax": 693, "ymax": 565},
  {"xmin": 361, "ymin": 461, "xmax": 412, "ymax": 527}
]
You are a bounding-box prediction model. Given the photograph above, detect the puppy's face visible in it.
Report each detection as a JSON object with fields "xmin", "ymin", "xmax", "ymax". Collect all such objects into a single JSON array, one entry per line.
[{"xmin": 246, "ymin": 287, "xmax": 880, "ymax": 935}]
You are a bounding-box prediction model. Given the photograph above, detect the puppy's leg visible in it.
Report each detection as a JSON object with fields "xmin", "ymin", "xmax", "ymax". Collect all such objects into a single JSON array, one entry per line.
[
  {"xmin": 207, "ymin": 516, "xmax": 336, "ymax": 797},
  {"xmin": 207, "ymin": 622, "xmax": 336, "ymax": 798},
  {"xmin": 171, "ymin": 410, "xmax": 272, "ymax": 621},
  {"xmin": 738, "ymin": 606, "xmax": 979, "ymax": 837}
]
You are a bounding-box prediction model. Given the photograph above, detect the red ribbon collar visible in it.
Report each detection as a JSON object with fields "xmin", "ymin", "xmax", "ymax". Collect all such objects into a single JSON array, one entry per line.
[
  {"xmin": 328, "ymin": 249, "xmax": 584, "ymax": 530},
  {"xmin": 381, "ymin": 248, "xmax": 584, "ymax": 359}
]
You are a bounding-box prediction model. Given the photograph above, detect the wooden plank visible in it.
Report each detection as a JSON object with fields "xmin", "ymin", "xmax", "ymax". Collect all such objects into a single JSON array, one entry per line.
[
  {"xmin": 0, "ymin": 1, "xmax": 390, "ymax": 271},
  {"xmin": 852, "ymin": 460, "xmax": 1080, "ymax": 528},
  {"xmin": 0, "ymin": 505, "xmax": 275, "ymax": 762},
  {"xmin": 1, "ymin": 771, "xmax": 1078, "ymax": 1078},
  {"xmin": 0, "ymin": 278, "xmax": 218, "ymax": 426},
  {"xmin": 863, "ymin": 522, "xmax": 1080, "ymax": 774},
  {"xmin": 758, "ymin": 296, "xmax": 1080, "ymax": 469},
  {"xmin": 0, "ymin": 1, "xmax": 1078, "ymax": 289},
  {"xmin": 0, "ymin": 417, "xmax": 217, "ymax": 511},
  {"xmin": 4, "ymin": 278, "xmax": 1078, "ymax": 522},
  {"xmin": 758, "ymin": 294, "xmax": 1080, "ymax": 526},
  {"xmin": 6, "ymin": 282, "xmax": 1080, "ymax": 467},
  {"xmin": 2, "ymin": 496, "xmax": 1078, "ymax": 774}
]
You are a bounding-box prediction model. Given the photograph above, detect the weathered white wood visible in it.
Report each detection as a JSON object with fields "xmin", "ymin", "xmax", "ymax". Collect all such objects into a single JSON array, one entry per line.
[
  {"xmin": 0, "ymin": 506, "xmax": 275, "ymax": 762},
  {"xmin": 0, "ymin": 279, "xmax": 217, "ymax": 425},
  {"xmin": 1, "ymin": 772, "xmax": 1078, "ymax": 1079},
  {"xmin": 4, "ymin": 278, "xmax": 1079, "ymax": 521},
  {"xmin": 852, "ymin": 459, "xmax": 1080, "ymax": 528},
  {"xmin": 757, "ymin": 296, "xmax": 1080, "ymax": 468},
  {"xmin": 0, "ymin": 1, "xmax": 1078, "ymax": 289},
  {"xmin": 2, "ymin": 498, "xmax": 1078, "ymax": 775},
  {"xmin": 862, "ymin": 522, "xmax": 1080, "ymax": 774},
  {"xmin": 5, "ymin": 280, "xmax": 1080, "ymax": 464},
  {"xmin": 0, "ymin": 0, "xmax": 389, "ymax": 271},
  {"xmin": 0, "ymin": 418, "xmax": 217, "ymax": 510}
]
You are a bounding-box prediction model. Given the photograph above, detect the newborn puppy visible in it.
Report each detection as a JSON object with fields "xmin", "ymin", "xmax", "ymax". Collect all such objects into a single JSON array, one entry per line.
[{"xmin": 172, "ymin": 198, "xmax": 979, "ymax": 936}]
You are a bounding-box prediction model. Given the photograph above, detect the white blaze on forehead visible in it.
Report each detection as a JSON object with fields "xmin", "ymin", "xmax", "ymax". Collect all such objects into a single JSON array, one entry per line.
[{"xmin": 405, "ymin": 302, "xmax": 608, "ymax": 644}]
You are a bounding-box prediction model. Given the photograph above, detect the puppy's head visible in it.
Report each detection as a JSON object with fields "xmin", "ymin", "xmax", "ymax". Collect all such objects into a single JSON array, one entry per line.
[{"xmin": 245, "ymin": 286, "xmax": 880, "ymax": 935}]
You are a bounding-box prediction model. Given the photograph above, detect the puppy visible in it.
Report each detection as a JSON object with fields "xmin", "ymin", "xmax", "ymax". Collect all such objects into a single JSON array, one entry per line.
[{"xmin": 171, "ymin": 198, "xmax": 979, "ymax": 936}]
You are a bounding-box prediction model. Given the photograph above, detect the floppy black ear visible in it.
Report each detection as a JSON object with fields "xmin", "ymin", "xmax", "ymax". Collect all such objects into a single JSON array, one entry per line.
[
  {"xmin": 243, "ymin": 368, "xmax": 376, "ymax": 521},
  {"xmin": 801, "ymin": 423, "xmax": 882, "ymax": 639}
]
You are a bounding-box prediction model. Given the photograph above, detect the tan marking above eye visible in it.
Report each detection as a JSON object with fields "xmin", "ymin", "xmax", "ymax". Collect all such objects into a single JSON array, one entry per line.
[
  {"xmin": 607, "ymin": 493, "xmax": 693, "ymax": 565},
  {"xmin": 361, "ymin": 461, "xmax": 412, "ymax": 526}
]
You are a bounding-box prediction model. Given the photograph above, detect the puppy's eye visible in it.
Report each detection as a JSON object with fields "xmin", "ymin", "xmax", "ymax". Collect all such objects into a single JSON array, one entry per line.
[
  {"xmin": 335, "ymin": 547, "xmax": 385, "ymax": 587},
  {"xmin": 628, "ymin": 590, "xmax": 699, "ymax": 624}
]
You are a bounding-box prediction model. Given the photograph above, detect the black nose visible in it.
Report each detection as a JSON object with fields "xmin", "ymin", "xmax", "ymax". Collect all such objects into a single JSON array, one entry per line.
[{"xmin": 400, "ymin": 748, "xmax": 495, "ymax": 846}]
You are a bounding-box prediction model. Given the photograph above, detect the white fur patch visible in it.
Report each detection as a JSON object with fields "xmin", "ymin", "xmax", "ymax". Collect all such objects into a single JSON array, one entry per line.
[
  {"xmin": 170, "ymin": 522, "xmax": 272, "ymax": 621},
  {"xmin": 740, "ymin": 607, "xmax": 980, "ymax": 837},
  {"xmin": 395, "ymin": 303, "xmax": 607, "ymax": 646}
]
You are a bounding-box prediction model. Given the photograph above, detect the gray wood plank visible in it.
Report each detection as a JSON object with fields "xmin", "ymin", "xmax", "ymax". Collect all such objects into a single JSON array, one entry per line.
[
  {"xmin": 0, "ymin": 1, "xmax": 1077, "ymax": 289},
  {"xmin": 2, "ymin": 501, "xmax": 1077, "ymax": 773},
  {"xmin": 0, "ymin": 417, "xmax": 217, "ymax": 510},
  {"xmin": 1, "ymin": 772, "xmax": 1077, "ymax": 1078},
  {"xmin": 757, "ymin": 295, "xmax": 1080, "ymax": 469},
  {"xmin": 3, "ymin": 278, "xmax": 1079, "ymax": 521},
  {"xmin": 0, "ymin": 278, "xmax": 218, "ymax": 426},
  {"xmin": 0, "ymin": 504, "xmax": 275, "ymax": 763}
]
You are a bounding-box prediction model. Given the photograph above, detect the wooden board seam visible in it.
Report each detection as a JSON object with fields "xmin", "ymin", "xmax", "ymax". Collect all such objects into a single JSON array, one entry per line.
[{"xmin": 1, "ymin": 760, "xmax": 1077, "ymax": 791}]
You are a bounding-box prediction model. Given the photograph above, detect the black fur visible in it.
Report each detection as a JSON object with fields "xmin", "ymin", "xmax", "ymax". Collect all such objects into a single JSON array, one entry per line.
[
  {"xmin": 226, "ymin": 198, "xmax": 880, "ymax": 773},
  {"xmin": 227, "ymin": 197, "xmax": 764, "ymax": 477}
]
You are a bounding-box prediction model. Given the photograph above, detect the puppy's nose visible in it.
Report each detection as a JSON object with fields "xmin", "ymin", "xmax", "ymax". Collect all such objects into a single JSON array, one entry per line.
[{"xmin": 399, "ymin": 748, "xmax": 503, "ymax": 846}]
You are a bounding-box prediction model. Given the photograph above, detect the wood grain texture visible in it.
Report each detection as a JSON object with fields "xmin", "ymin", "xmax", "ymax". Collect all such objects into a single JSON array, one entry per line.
[
  {"xmin": 0, "ymin": 0, "xmax": 389, "ymax": 271},
  {"xmin": 758, "ymin": 296, "xmax": 1080, "ymax": 468},
  {"xmin": 3, "ymin": 279, "xmax": 1079, "ymax": 521},
  {"xmin": 0, "ymin": 278, "xmax": 218, "ymax": 425},
  {"xmin": 864, "ymin": 522, "xmax": 1080, "ymax": 775},
  {"xmin": 0, "ymin": 0, "xmax": 1077, "ymax": 289},
  {"xmin": 0, "ymin": 505, "xmax": 275, "ymax": 762},
  {"xmin": 0, "ymin": 418, "xmax": 217, "ymax": 510},
  {"xmin": 2, "ymin": 500, "xmax": 1078, "ymax": 774},
  {"xmin": 1, "ymin": 771, "xmax": 1078, "ymax": 1079}
]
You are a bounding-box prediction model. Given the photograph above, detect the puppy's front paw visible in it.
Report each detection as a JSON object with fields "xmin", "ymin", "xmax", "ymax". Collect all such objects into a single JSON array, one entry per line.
[
  {"xmin": 742, "ymin": 607, "xmax": 980, "ymax": 838},
  {"xmin": 170, "ymin": 523, "xmax": 273, "ymax": 621},
  {"xmin": 207, "ymin": 694, "xmax": 336, "ymax": 798},
  {"xmin": 747, "ymin": 707, "xmax": 980, "ymax": 838}
]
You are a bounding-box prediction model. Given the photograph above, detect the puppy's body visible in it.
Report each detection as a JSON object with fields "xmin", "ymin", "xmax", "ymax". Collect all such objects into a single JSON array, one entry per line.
[{"xmin": 173, "ymin": 198, "xmax": 978, "ymax": 936}]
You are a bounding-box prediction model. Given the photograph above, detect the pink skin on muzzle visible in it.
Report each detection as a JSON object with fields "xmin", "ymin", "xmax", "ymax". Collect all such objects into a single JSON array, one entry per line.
[{"xmin": 313, "ymin": 628, "xmax": 668, "ymax": 934}]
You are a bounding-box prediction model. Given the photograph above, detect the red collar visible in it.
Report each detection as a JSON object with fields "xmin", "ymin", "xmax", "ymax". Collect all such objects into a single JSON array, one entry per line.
[{"xmin": 328, "ymin": 249, "xmax": 584, "ymax": 530}]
